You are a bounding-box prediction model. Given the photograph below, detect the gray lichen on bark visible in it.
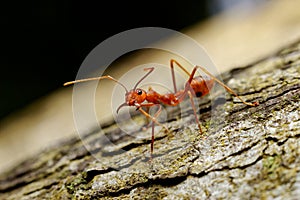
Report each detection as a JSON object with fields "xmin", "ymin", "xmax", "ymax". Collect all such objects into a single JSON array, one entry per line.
[{"xmin": 0, "ymin": 40, "xmax": 300, "ymax": 199}]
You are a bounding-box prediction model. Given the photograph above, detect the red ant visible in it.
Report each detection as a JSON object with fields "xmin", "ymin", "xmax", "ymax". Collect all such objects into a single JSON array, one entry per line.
[{"xmin": 64, "ymin": 59, "xmax": 259, "ymax": 158}]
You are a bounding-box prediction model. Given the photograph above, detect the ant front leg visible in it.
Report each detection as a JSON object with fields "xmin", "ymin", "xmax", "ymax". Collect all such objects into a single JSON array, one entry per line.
[
  {"xmin": 138, "ymin": 107, "xmax": 151, "ymax": 131},
  {"xmin": 149, "ymin": 104, "xmax": 162, "ymax": 159},
  {"xmin": 138, "ymin": 104, "xmax": 164, "ymax": 159},
  {"xmin": 137, "ymin": 104, "xmax": 167, "ymax": 131}
]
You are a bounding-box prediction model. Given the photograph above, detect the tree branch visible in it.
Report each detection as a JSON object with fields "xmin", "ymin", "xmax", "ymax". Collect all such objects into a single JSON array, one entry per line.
[{"xmin": 1, "ymin": 40, "xmax": 300, "ymax": 199}]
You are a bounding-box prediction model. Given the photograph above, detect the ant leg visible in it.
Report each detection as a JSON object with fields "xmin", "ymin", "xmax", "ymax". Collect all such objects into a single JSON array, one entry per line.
[
  {"xmin": 138, "ymin": 106, "xmax": 169, "ymax": 132},
  {"xmin": 187, "ymin": 91, "xmax": 203, "ymax": 134},
  {"xmin": 169, "ymin": 60, "xmax": 205, "ymax": 133},
  {"xmin": 189, "ymin": 66, "xmax": 259, "ymax": 107},
  {"xmin": 170, "ymin": 59, "xmax": 191, "ymax": 93},
  {"xmin": 138, "ymin": 104, "xmax": 164, "ymax": 159},
  {"xmin": 150, "ymin": 104, "xmax": 162, "ymax": 158},
  {"xmin": 143, "ymin": 106, "xmax": 151, "ymax": 129},
  {"xmin": 142, "ymin": 105, "xmax": 161, "ymax": 131}
]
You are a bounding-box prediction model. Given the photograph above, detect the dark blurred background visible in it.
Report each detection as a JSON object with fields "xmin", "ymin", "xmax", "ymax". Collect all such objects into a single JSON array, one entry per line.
[{"xmin": 0, "ymin": 0, "xmax": 257, "ymax": 120}]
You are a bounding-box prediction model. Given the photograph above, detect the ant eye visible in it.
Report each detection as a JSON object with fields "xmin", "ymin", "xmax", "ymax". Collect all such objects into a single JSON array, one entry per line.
[{"xmin": 136, "ymin": 89, "xmax": 143, "ymax": 95}]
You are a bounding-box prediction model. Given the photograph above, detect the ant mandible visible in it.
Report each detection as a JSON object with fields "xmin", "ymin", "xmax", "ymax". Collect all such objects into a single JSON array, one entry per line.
[{"xmin": 64, "ymin": 59, "xmax": 259, "ymax": 159}]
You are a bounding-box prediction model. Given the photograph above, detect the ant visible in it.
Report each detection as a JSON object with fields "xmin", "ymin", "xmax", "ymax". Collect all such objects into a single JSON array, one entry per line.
[{"xmin": 64, "ymin": 59, "xmax": 259, "ymax": 159}]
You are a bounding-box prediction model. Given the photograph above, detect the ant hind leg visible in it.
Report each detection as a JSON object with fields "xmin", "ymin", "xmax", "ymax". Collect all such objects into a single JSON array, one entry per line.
[
  {"xmin": 169, "ymin": 59, "xmax": 191, "ymax": 93},
  {"xmin": 187, "ymin": 91, "xmax": 203, "ymax": 134},
  {"xmin": 190, "ymin": 65, "xmax": 259, "ymax": 107}
]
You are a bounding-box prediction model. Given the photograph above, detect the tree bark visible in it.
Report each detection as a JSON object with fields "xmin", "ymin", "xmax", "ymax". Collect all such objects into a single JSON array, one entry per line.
[{"xmin": 1, "ymin": 40, "xmax": 300, "ymax": 199}]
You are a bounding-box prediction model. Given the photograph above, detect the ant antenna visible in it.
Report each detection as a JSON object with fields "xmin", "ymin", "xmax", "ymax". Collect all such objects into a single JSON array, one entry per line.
[
  {"xmin": 63, "ymin": 75, "xmax": 128, "ymax": 93},
  {"xmin": 133, "ymin": 67, "xmax": 154, "ymax": 90}
]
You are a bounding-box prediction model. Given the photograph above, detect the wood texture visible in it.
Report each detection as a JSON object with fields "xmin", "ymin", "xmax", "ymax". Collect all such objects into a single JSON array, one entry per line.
[{"xmin": 1, "ymin": 39, "xmax": 299, "ymax": 199}]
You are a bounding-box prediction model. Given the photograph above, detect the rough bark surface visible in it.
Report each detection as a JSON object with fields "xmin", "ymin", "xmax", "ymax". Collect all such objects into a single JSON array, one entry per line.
[{"xmin": 1, "ymin": 40, "xmax": 300, "ymax": 199}]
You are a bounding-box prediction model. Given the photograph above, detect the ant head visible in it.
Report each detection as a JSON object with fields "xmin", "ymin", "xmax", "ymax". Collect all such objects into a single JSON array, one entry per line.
[
  {"xmin": 126, "ymin": 88, "xmax": 147, "ymax": 106},
  {"xmin": 117, "ymin": 88, "xmax": 147, "ymax": 113},
  {"xmin": 117, "ymin": 67, "xmax": 154, "ymax": 113},
  {"xmin": 63, "ymin": 68, "xmax": 154, "ymax": 114}
]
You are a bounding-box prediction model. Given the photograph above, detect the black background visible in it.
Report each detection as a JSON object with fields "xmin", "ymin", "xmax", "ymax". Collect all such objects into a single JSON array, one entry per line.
[{"xmin": 1, "ymin": 0, "xmax": 228, "ymax": 119}]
